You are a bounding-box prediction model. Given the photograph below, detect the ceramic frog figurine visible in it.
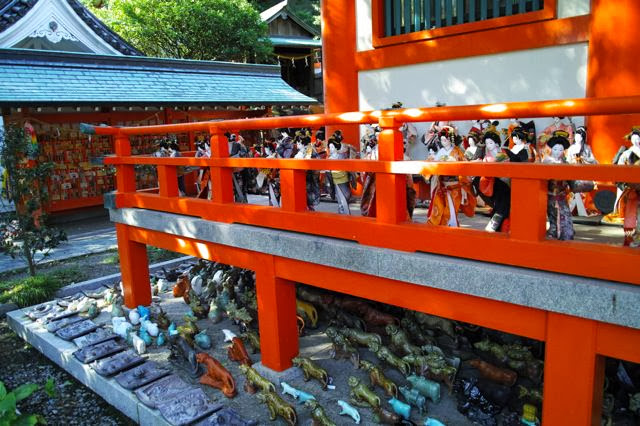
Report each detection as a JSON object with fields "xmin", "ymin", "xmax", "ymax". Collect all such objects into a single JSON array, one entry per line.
[{"xmin": 348, "ymin": 376, "xmax": 381, "ymax": 409}]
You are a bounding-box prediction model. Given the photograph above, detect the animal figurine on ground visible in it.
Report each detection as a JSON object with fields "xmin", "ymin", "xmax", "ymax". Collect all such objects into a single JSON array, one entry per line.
[
  {"xmin": 325, "ymin": 327, "xmax": 360, "ymax": 368},
  {"xmin": 398, "ymin": 385, "xmax": 427, "ymax": 415},
  {"xmin": 348, "ymin": 376, "xmax": 381, "ymax": 409},
  {"xmin": 173, "ymin": 275, "xmax": 191, "ymax": 301},
  {"xmin": 359, "ymin": 360, "xmax": 398, "ymax": 398},
  {"xmin": 281, "ymin": 382, "xmax": 316, "ymax": 404},
  {"xmin": 238, "ymin": 364, "xmax": 276, "ymax": 394},
  {"xmin": 400, "ymin": 316, "xmax": 434, "ymax": 346},
  {"xmin": 227, "ymin": 337, "xmax": 251, "ymax": 366},
  {"xmin": 368, "ymin": 342, "xmax": 410, "ymax": 376},
  {"xmin": 305, "ymin": 399, "xmax": 336, "ymax": 426},
  {"xmin": 403, "ymin": 353, "xmax": 432, "ymax": 376},
  {"xmin": 189, "ymin": 290, "xmax": 209, "ymax": 319},
  {"xmin": 155, "ymin": 307, "xmax": 170, "ymax": 330},
  {"xmin": 327, "ymin": 307, "xmax": 366, "ymax": 331},
  {"xmin": 292, "ymin": 356, "xmax": 329, "ymax": 390},
  {"xmin": 169, "ymin": 335, "xmax": 202, "ymax": 378},
  {"xmin": 469, "ymin": 359, "xmax": 517, "ymax": 386},
  {"xmin": 388, "ymin": 398, "xmax": 411, "ymax": 421},
  {"xmin": 422, "ymin": 352, "xmax": 458, "ymax": 393},
  {"xmin": 373, "ymin": 407, "xmax": 403, "ymax": 425},
  {"xmin": 195, "ymin": 353, "xmax": 236, "ymax": 398},
  {"xmin": 177, "ymin": 314, "xmax": 199, "ymax": 345},
  {"xmin": 194, "ymin": 330, "xmax": 212, "ymax": 350},
  {"xmin": 255, "ymin": 390, "xmax": 297, "ymax": 426},
  {"xmin": 296, "ymin": 299, "xmax": 319, "ymax": 328},
  {"xmin": 339, "ymin": 327, "xmax": 382, "ymax": 348},
  {"xmin": 407, "ymin": 374, "xmax": 441, "ymax": 403},
  {"xmin": 386, "ymin": 324, "xmax": 422, "ymax": 356},
  {"xmin": 337, "ymin": 400, "xmax": 361, "ymax": 424},
  {"xmin": 413, "ymin": 312, "xmax": 457, "ymax": 338},
  {"xmin": 241, "ymin": 330, "xmax": 261, "ymax": 353},
  {"xmin": 297, "ymin": 286, "xmax": 333, "ymax": 306}
]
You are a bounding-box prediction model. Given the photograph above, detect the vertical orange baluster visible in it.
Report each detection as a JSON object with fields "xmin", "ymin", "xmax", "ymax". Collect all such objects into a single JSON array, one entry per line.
[
  {"xmin": 280, "ymin": 169, "xmax": 307, "ymax": 212},
  {"xmin": 255, "ymin": 256, "xmax": 299, "ymax": 371},
  {"xmin": 157, "ymin": 165, "xmax": 178, "ymax": 197},
  {"xmin": 114, "ymin": 134, "xmax": 135, "ymax": 194},
  {"xmin": 542, "ymin": 313, "xmax": 604, "ymax": 425},
  {"xmin": 208, "ymin": 127, "xmax": 234, "ymax": 204},
  {"xmin": 115, "ymin": 223, "xmax": 151, "ymax": 308},
  {"xmin": 510, "ymin": 178, "xmax": 546, "ymax": 241},
  {"xmin": 376, "ymin": 116, "xmax": 407, "ymax": 224}
]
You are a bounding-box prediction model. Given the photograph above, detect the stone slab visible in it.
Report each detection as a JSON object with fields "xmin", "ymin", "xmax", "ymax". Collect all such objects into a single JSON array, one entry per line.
[
  {"xmin": 110, "ymin": 207, "xmax": 640, "ymax": 330},
  {"xmin": 5, "ymin": 309, "xmax": 172, "ymax": 426}
]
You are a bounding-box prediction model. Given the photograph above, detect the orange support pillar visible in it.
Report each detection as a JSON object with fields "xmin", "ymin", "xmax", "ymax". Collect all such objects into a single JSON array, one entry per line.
[
  {"xmin": 376, "ymin": 117, "xmax": 407, "ymax": 224},
  {"xmin": 157, "ymin": 165, "xmax": 178, "ymax": 197},
  {"xmin": 321, "ymin": 0, "xmax": 359, "ymax": 146},
  {"xmin": 280, "ymin": 169, "xmax": 308, "ymax": 212},
  {"xmin": 542, "ymin": 313, "xmax": 604, "ymax": 425},
  {"xmin": 255, "ymin": 257, "xmax": 298, "ymax": 371},
  {"xmin": 587, "ymin": 0, "xmax": 640, "ymax": 163},
  {"xmin": 114, "ymin": 134, "xmax": 136, "ymax": 195},
  {"xmin": 115, "ymin": 223, "xmax": 151, "ymax": 308}
]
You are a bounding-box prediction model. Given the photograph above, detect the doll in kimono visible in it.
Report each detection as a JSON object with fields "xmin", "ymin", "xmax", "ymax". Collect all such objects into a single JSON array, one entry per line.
[
  {"xmin": 543, "ymin": 131, "xmax": 574, "ymax": 240},
  {"xmin": 616, "ymin": 127, "xmax": 640, "ymax": 247}
]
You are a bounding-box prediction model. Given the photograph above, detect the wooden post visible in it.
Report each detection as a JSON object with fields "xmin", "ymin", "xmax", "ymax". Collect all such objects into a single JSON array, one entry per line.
[
  {"xmin": 115, "ymin": 224, "xmax": 151, "ymax": 308},
  {"xmin": 157, "ymin": 165, "xmax": 178, "ymax": 197},
  {"xmin": 280, "ymin": 169, "xmax": 308, "ymax": 212},
  {"xmin": 255, "ymin": 257, "xmax": 299, "ymax": 371},
  {"xmin": 542, "ymin": 313, "xmax": 605, "ymax": 425},
  {"xmin": 509, "ymin": 178, "xmax": 546, "ymax": 241},
  {"xmin": 114, "ymin": 134, "xmax": 136, "ymax": 194},
  {"xmin": 376, "ymin": 116, "xmax": 407, "ymax": 224},
  {"xmin": 208, "ymin": 127, "xmax": 234, "ymax": 204}
]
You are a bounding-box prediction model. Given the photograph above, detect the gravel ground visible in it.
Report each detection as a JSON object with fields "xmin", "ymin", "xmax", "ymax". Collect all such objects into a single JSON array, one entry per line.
[{"xmin": 0, "ymin": 319, "xmax": 133, "ymax": 425}]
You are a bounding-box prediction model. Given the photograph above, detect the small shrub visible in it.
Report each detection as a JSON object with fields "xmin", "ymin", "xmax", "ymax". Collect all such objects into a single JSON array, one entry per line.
[
  {"xmin": 0, "ymin": 380, "xmax": 41, "ymax": 425},
  {"xmin": 0, "ymin": 274, "xmax": 64, "ymax": 308}
]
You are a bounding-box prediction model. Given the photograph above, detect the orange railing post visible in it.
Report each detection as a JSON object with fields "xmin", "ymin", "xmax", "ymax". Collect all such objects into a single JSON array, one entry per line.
[
  {"xmin": 376, "ymin": 116, "xmax": 407, "ymax": 224},
  {"xmin": 255, "ymin": 256, "xmax": 299, "ymax": 371},
  {"xmin": 115, "ymin": 223, "xmax": 151, "ymax": 308},
  {"xmin": 542, "ymin": 313, "xmax": 605, "ymax": 425},
  {"xmin": 280, "ymin": 169, "xmax": 308, "ymax": 212},
  {"xmin": 157, "ymin": 165, "xmax": 179, "ymax": 197},
  {"xmin": 114, "ymin": 133, "xmax": 136, "ymax": 194},
  {"xmin": 208, "ymin": 126, "xmax": 234, "ymax": 204},
  {"xmin": 510, "ymin": 178, "xmax": 547, "ymax": 241}
]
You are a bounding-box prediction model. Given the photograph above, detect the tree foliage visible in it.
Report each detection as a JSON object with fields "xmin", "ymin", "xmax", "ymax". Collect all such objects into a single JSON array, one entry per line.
[
  {"xmin": 251, "ymin": 0, "xmax": 321, "ymax": 31},
  {"xmin": 0, "ymin": 126, "xmax": 66, "ymax": 276},
  {"xmin": 83, "ymin": 0, "xmax": 273, "ymax": 62}
]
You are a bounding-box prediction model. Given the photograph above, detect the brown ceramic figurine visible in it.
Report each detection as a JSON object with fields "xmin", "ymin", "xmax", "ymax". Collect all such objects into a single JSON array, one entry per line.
[
  {"xmin": 469, "ymin": 359, "xmax": 517, "ymax": 386},
  {"xmin": 227, "ymin": 337, "xmax": 251, "ymax": 366},
  {"xmin": 292, "ymin": 356, "xmax": 329, "ymax": 390},
  {"xmin": 368, "ymin": 342, "xmax": 410, "ymax": 376},
  {"xmin": 325, "ymin": 327, "xmax": 360, "ymax": 368},
  {"xmin": 173, "ymin": 274, "xmax": 191, "ymax": 301},
  {"xmin": 195, "ymin": 353, "xmax": 236, "ymax": 398},
  {"xmin": 238, "ymin": 364, "xmax": 276, "ymax": 394},
  {"xmin": 359, "ymin": 360, "xmax": 398, "ymax": 398},
  {"xmin": 348, "ymin": 376, "xmax": 381, "ymax": 409},
  {"xmin": 255, "ymin": 390, "xmax": 297, "ymax": 426},
  {"xmin": 339, "ymin": 327, "xmax": 382, "ymax": 348},
  {"xmin": 386, "ymin": 324, "xmax": 422, "ymax": 356}
]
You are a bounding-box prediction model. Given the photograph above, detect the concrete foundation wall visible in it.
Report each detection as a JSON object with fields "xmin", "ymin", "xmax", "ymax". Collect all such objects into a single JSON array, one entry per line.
[{"xmin": 110, "ymin": 208, "xmax": 640, "ymax": 331}]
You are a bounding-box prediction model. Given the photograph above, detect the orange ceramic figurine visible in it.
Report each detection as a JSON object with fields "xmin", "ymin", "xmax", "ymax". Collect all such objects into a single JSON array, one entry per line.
[
  {"xmin": 195, "ymin": 353, "xmax": 236, "ymax": 398},
  {"xmin": 227, "ymin": 337, "xmax": 251, "ymax": 366}
]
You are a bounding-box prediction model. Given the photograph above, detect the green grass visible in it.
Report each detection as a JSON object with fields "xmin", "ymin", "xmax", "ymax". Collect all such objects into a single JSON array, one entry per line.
[{"xmin": 0, "ymin": 267, "xmax": 86, "ymax": 308}]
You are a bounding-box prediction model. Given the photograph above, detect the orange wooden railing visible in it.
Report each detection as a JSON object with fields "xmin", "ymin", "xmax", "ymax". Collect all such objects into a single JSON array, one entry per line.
[{"xmin": 86, "ymin": 95, "xmax": 640, "ymax": 286}]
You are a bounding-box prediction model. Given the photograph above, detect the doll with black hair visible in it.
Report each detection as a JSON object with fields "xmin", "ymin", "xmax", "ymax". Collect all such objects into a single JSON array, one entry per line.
[
  {"xmin": 327, "ymin": 135, "xmax": 352, "ymax": 214},
  {"xmin": 227, "ymin": 133, "xmax": 249, "ymax": 203},
  {"xmin": 567, "ymin": 126, "xmax": 599, "ymax": 217},
  {"xmin": 544, "ymin": 131, "xmax": 574, "ymax": 240},
  {"xmin": 195, "ymin": 136, "xmax": 211, "ymax": 199},
  {"xmin": 256, "ymin": 140, "xmax": 281, "ymax": 207},
  {"xmin": 616, "ymin": 127, "xmax": 640, "ymax": 247},
  {"xmin": 294, "ymin": 129, "xmax": 321, "ymax": 211},
  {"xmin": 426, "ymin": 126, "xmax": 475, "ymax": 226},
  {"xmin": 472, "ymin": 130, "xmax": 511, "ymax": 232},
  {"xmin": 167, "ymin": 140, "xmax": 187, "ymax": 196},
  {"xmin": 504, "ymin": 127, "xmax": 535, "ymax": 163}
]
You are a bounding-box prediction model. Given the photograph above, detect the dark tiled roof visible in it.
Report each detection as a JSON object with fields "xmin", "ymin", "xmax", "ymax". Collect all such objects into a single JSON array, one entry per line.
[
  {"xmin": 0, "ymin": 0, "xmax": 142, "ymax": 56},
  {"xmin": 0, "ymin": 48, "xmax": 317, "ymax": 106}
]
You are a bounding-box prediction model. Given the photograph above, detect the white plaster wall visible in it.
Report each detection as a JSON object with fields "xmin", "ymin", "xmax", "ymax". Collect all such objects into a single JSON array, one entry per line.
[
  {"xmin": 354, "ymin": 0, "xmax": 590, "ymax": 53},
  {"xmin": 558, "ymin": 0, "xmax": 590, "ymax": 19},
  {"xmin": 356, "ymin": 0, "xmax": 373, "ymax": 52},
  {"xmin": 358, "ymin": 43, "xmax": 588, "ymax": 159}
]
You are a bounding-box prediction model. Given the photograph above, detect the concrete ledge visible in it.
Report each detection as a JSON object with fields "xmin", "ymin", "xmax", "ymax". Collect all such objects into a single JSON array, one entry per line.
[
  {"xmin": 110, "ymin": 207, "xmax": 640, "ymax": 330},
  {"xmin": 6, "ymin": 309, "xmax": 171, "ymax": 425},
  {"xmin": 56, "ymin": 255, "xmax": 194, "ymax": 298}
]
